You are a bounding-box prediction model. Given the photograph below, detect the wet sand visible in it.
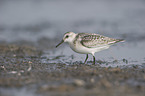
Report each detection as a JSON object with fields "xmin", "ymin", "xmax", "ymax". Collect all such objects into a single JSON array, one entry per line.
[{"xmin": 0, "ymin": 44, "xmax": 145, "ymax": 96}]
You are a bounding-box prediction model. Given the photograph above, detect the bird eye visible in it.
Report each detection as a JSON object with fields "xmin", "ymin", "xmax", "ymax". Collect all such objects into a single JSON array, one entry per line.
[{"xmin": 65, "ymin": 35, "xmax": 69, "ymax": 38}]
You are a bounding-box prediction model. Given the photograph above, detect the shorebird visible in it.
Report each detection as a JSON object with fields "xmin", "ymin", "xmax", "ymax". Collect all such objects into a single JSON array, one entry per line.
[{"xmin": 56, "ymin": 32, "xmax": 124, "ymax": 64}]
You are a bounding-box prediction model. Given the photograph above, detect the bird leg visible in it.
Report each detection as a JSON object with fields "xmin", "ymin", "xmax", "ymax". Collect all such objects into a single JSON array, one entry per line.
[
  {"xmin": 93, "ymin": 56, "xmax": 96, "ymax": 65},
  {"xmin": 84, "ymin": 54, "xmax": 88, "ymax": 64}
]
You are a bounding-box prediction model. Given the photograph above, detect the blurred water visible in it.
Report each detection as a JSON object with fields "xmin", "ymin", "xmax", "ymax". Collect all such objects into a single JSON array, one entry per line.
[
  {"xmin": 0, "ymin": 0, "xmax": 145, "ymax": 42},
  {"xmin": 0, "ymin": 87, "xmax": 37, "ymax": 96}
]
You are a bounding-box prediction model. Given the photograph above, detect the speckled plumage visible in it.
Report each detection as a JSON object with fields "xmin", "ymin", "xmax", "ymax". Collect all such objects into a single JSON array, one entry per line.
[
  {"xmin": 56, "ymin": 32, "xmax": 124, "ymax": 64},
  {"xmin": 74, "ymin": 33, "xmax": 121, "ymax": 48}
]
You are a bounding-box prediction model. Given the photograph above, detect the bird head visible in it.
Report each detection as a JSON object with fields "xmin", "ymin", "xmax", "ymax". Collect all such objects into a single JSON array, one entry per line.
[{"xmin": 56, "ymin": 32, "xmax": 76, "ymax": 48}]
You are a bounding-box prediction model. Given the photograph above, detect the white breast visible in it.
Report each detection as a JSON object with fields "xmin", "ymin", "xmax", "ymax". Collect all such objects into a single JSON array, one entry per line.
[{"xmin": 68, "ymin": 41, "xmax": 110, "ymax": 55}]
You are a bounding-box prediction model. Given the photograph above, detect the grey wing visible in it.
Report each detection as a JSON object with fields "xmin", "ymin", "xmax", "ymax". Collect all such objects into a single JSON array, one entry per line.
[{"xmin": 79, "ymin": 33, "xmax": 117, "ymax": 48}]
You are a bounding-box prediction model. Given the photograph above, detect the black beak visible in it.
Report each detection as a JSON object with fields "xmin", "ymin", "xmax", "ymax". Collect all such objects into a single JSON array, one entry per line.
[{"xmin": 56, "ymin": 40, "xmax": 64, "ymax": 48}]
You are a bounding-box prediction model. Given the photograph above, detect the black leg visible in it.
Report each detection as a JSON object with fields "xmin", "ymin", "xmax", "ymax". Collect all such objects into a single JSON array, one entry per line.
[
  {"xmin": 84, "ymin": 54, "xmax": 88, "ymax": 64},
  {"xmin": 93, "ymin": 56, "xmax": 96, "ymax": 65}
]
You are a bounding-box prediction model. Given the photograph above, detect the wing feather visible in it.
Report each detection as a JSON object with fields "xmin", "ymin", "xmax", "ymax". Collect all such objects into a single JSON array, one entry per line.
[{"xmin": 78, "ymin": 33, "xmax": 118, "ymax": 48}]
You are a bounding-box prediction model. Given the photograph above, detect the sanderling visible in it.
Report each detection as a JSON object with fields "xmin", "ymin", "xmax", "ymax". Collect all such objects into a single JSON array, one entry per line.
[{"xmin": 56, "ymin": 32, "xmax": 124, "ymax": 64}]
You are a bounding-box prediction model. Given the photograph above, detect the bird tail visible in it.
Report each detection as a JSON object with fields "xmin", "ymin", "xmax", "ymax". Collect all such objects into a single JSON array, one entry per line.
[{"xmin": 116, "ymin": 39, "xmax": 125, "ymax": 43}]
